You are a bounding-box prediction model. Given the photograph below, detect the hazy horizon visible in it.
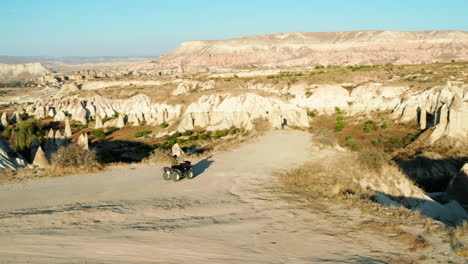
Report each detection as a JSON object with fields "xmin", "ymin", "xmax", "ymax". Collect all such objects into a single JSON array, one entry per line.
[{"xmin": 2, "ymin": 0, "xmax": 468, "ymax": 57}]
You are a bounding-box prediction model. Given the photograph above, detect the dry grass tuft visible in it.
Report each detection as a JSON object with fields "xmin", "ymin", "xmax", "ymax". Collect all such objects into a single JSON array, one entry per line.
[
  {"xmin": 450, "ymin": 220, "xmax": 468, "ymax": 257},
  {"xmin": 311, "ymin": 127, "xmax": 337, "ymax": 147},
  {"xmin": 360, "ymin": 221, "xmax": 430, "ymax": 250},
  {"xmin": 142, "ymin": 148, "xmax": 172, "ymax": 164},
  {"xmin": 45, "ymin": 165, "xmax": 103, "ymax": 177},
  {"xmin": 278, "ymin": 152, "xmax": 427, "ymax": 218},
  {"xmin": 47, "ymin": 144, "xmax": 102, "ymax": 177},
  {"xmin": 253, "ymin": 118, "xmax": 271, "ymax": 133},
  {"xmin": 52, "ymin": 144, "xmax": 98, "ymax": 168}
]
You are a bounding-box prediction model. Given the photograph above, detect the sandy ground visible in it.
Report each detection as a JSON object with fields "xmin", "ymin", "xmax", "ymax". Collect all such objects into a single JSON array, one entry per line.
[{"xmin": 0, "ymin": 130, "xmax": 460, "ymax": 263}]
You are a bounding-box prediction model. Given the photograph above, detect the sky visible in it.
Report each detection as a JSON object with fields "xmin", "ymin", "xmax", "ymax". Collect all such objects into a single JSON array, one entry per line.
[{"xmin": 1, "ymin": 0, "xmax": 467, "ymax": 57}]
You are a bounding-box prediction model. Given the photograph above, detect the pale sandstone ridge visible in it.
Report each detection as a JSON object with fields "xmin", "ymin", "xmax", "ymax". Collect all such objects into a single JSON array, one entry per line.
[
  {"xmin": 153, "ymin": 30, "xmax": 468, "ymax": 68},
  {"xmin": 0, "ymin": 63, "xmax": 48, "ymax": 81}
]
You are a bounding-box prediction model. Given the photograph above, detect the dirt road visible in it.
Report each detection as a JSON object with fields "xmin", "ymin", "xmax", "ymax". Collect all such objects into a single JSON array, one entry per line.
[{"xmin": 0, "ymin": 130, "xmax": 429, "ymax": 263}]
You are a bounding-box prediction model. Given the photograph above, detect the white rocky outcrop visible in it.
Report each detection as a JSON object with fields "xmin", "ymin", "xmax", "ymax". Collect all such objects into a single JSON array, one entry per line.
[
  {"xmin": 155, "ymin": 30, "xmax": 468, "ymax": 68},
  {"xmin": 80, "ymin": 80, "xmax": 162, "ymax": 90},
  {"xmin": 77, "ymin": 133, "xmax": 89, "ymax": 150},
  {"xmin": 1, "ymin": 113, "xmax": 8, "ymax": 127},
  {"xmin": 32, "ymin": 146, "xmax": 49, "ymax": 168},
  {"xmin": 0, "ymin": 137, "xmax": 27, "ymax": 171},
  {"xmin": 64, "ymin": 117, "xmax": 72, "ymax": 137},
  {"xmin": 0, "ymin": 63, "xmax": 48, "ymax": 82},
  {"xmin": 178, "ymin": 93, "xmax": 309, "ymax": 131}
]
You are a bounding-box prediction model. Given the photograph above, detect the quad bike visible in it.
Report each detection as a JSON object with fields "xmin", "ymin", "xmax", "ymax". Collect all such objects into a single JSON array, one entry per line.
[{"xmin": 162, "ymin": 161, "xmax": 194, "ymax": 181}]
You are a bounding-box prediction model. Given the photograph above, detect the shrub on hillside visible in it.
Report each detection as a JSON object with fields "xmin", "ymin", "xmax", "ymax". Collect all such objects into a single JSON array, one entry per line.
[
  {"xmin": 134, "ymin": 130, "xmax": 152, "ymax": 138},
  {"xmin": 52, "ymin": 144, "xmax": 97, "ymax": 168},
  {"xmin": 182, "ymin": 130, "xmax": 193, "ymax": 136},
  {"xmin": 380, "ymin": 122, "xmax": 388, "ymax": 129},
  {"xmin": 212, "ymin": 130, "xmax": 227, "ymax": 139},
  {"xmin": 307, "ymin": 111, "xmax": 316, "ymax": 117},
  {"xmin": 358, "ymin": 150, "xmax": 391, "ymax": 170},
  {"xmin": 91, "ymin": 129, "xmax": 106, "ymax": 140},
  {"xmin": 335, "ymin": 116, "xmax": 345, "ymax": 131},
  {"xmin": 106, "ymin": 126, "xmax": 119, "ymax": 134},
  {"xmin": 228, "ymin": 127, "xmax": 237, "ymax": 135},
  {"xmin": 345, "ymin": 136, "xmax": 361, "ymax": 151},
  {"xmin": 143, "ymin": 148, "xmax": 172, "ymax": 163},
  {"xmin": 160, "ymin": 123, "xmax": 169, "ymax": 128}
]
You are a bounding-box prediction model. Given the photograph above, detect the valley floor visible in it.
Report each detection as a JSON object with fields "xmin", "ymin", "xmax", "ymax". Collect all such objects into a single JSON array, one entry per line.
[{"xmin": 0, "ymin": 130, "xmax": 462, "ymax": 263}]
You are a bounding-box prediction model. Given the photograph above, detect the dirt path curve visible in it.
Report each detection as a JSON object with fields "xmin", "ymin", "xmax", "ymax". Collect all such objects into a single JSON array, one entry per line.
[{"xmin": 0, "ymin": 130, "xmax": 414, "ymax": 264}]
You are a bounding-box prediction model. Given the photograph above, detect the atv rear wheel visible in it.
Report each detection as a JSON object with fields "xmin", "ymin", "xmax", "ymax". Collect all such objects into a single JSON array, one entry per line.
[
  {"xmin": 171, "ymin": 170, "xmax": 181, "ymax": 182},
  {"xmin": 162, "ymin": 170, "xmax": 171, "ymax": 180}
]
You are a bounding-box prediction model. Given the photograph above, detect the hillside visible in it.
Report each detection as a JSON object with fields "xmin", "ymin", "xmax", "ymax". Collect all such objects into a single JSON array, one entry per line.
[
  {"xmin": 0, "ymin": 63, "xmax": 49, "ymax": 82},
  {"xmin": 153, "ymin": 30, "xmax": 468, "ymax": 68}
]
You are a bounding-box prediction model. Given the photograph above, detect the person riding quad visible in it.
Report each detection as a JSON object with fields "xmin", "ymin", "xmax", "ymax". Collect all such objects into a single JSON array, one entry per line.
[{"xmin": 171, "ymin": 155, "xmax": 180, "ymax": 167}]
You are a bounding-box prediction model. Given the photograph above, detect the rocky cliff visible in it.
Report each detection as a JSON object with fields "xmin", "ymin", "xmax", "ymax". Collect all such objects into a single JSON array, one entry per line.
[
  {"xmin": 154, "ymin": 30, "xmax": 468, "ymax": 68},
  {"xmin": 0, "ymin": 63, "xmax": 49, "ymax": 82}
]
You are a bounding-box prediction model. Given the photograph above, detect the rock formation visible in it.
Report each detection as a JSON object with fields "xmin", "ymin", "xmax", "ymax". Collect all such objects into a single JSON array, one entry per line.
[
  {"xmin": 447, "ymin": 164, "xmax": 468, "ymax": 205},
  {"xmin": 54, "ymin": 130, "xmax": 65, "ymax": 148},
  {"xmin": 0, "ymin": 137, "xmax": 28, "ymax": 171},
  {"xmin": 11, "ymin": 111, "xmax": 22, "ymax": 124},
  {"xmin": 77, "ymin": 133, "xmax": 89, "ymax": 150},
  {"xmin": 95, "ymin": 115, "xmax": 103, "ymax": 129},
  {"xmin": 0, "ymin": 63, "xmax": 48, "ymax": 82},
  {"xmin": 116, "ymin": 114, "xmax": 125, "ymax": 128},
  {"xmin": 171, "ymin": 143, "xmax": 186, "ymax": 158},
  {"xmin": 32, "ymin": 146, "xmax": 49, "ymax": 168},
  {"xmin": 64, "ymin": 117, "xmax": 72, "ymax": 137},
  {"xmin": 1, "ymin": 112, "xmax": 8, "ymax": 127},
  {"xmin": 30, "ymin": 137, "xmax": 40, "ymax": 162},
  {"xmin": 154, "ymin": 30, "xmax": 468, "ymax": 68}
]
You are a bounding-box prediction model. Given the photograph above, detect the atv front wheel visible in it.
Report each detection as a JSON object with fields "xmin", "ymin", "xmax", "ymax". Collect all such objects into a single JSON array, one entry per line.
[
  {"xmin": 171, "ymin": 170, "xmax": 181, "ymax": 182},
  {"xmin": 186, "ymin": 169, "xmax": 194, "ymax": 179},
  {"xmin": 162, "ymin": 170, "xmax": 171, "ymax": 180}
]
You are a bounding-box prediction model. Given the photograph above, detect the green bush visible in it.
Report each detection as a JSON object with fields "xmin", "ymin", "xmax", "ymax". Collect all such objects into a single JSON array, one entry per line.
[
  {"xmin": 172, "ymin": 131, "xmax": 182, "ymax": 138},
  {"xmin": 134, "ymin": 130, "xmax": 152, "ymax": 138},
  {"xmin": 335, "ymin": 117, "xmax": 345, "ymax": 131},
  {"xmin": 345, "ymin": 136, "xmax": 361, "ymax": 151},
  {"xmin": 105, "ymin": 126, "xmax": 119, "ymax": 134},
  {"xmin": 212, "ymin": 130, "xmax": 227, "ymax": 139},
  {"xmin": 91, "ymin": 129, "xmax": 106, "ymax": 140},
  {"xmin": 363, "ymin": 123, "xmax": 373, "ymax": 133},
  {"xmin": 380, "ymin": 122, "xmax": 388, "ymax": 129},
  {"xmin": 188, "ymin": 135, "xmax": 198, "ymax": 141},
  {"xmin": 198, "ymin": 134, "xmax": 209, "ymax": 140},
  {"xmin": 314, "ymin": 65, "xmax": 325, "ymax": 69},
  {"xmin": 182, "ymin": 130, "xmax": 193, "ymax": 136},
  {"xmin": 160, "ymin": 122, "xmax": 169, "ymax": 128},
  {"xmin": 307, "ymin": 111, "xmax": 316, "ymax": 117},
  {"xmin": 228, "ymin": 128, "xmax": 237, "ymax": 135},
  {"xmin": 335, "ymin": 107, "xmax": 342, "ymax": 114}
]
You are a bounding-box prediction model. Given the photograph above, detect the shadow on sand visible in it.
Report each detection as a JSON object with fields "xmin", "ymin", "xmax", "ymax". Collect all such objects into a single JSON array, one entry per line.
[
  {"xmin": 314, "ymin": 256, "xmax": 389, "ymax": 264},
  {"xmin": 192, "ymin": 157, "xmax": 215, "ymax": 178}
]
